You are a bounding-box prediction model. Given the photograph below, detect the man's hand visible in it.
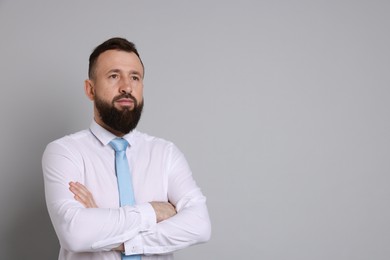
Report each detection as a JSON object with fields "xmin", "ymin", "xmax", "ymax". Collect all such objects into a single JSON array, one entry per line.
[
  {"xmin": 150, "ymin": 202, "xmax": 177, "ymax": 223},
  {"xmin": 69, "ymin": 182, "xmax": 98, "ymax": 208}
]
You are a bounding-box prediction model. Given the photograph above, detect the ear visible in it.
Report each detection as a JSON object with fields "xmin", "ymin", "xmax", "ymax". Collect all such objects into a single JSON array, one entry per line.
[{"xmin": 84, "ymin": 79, "xmax": 95, "ymax": 101}]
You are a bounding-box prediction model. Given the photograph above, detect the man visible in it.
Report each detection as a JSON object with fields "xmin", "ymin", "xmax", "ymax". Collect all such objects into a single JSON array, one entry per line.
[{"xmin": 42, "ymin": 37, "xmax": 211, "ymax": 260}]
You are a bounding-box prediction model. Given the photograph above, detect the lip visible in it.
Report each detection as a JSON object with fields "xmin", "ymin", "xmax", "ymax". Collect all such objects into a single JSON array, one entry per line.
[{"xmin": 115, "ymin": 98, "xmax": 134, "ymax": 107}]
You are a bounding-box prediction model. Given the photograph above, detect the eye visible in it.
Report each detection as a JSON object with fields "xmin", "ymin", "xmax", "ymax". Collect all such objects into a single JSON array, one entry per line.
[
  {"xmin": 131, "ymin": 75, "xmax": 140, "ymax": 81},
  {"xmin": 109, "ymin": 74, "xmax": 119, "ymax": 79}
]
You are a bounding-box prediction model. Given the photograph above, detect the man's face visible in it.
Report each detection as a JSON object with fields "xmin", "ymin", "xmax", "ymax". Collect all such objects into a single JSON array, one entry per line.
[{"xmin": 85, "ymin": 50, "xmax": 145, "ymax": 136}]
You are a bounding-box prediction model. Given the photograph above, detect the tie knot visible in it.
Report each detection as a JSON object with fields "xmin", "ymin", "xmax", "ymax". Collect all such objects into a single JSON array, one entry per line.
[{"xmin": 109, "ymin": 138, "xmax": 129, "ymax": 152}]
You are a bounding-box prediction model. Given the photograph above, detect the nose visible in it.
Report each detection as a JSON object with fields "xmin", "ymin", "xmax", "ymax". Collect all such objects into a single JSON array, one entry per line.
[{"xmin": 119, "ymin": 76, "xmax": 133, "ymax": 94}]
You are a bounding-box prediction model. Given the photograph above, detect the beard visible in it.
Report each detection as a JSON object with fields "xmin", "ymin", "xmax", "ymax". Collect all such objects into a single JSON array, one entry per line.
[{"xmin": 95, "ymin": 93, "xmax": 144, "ymax": 135}]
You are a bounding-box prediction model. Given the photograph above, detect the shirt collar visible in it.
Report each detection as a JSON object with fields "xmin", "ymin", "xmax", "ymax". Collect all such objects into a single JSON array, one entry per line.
[{"xmin": 89, "ymin": 120, "xmax": 138, "ymax": 147}]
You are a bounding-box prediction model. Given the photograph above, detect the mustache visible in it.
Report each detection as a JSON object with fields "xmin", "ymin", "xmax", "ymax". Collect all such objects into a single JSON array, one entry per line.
[{"xmin": 112, "ymin": 93, "xmax": 137, "ymax": 105}]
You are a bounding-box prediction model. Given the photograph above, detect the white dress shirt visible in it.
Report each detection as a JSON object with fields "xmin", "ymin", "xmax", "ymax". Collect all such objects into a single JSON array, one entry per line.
[{"xmin": 42, "ymin": 121, "xmax": 211, "ymax": 260}]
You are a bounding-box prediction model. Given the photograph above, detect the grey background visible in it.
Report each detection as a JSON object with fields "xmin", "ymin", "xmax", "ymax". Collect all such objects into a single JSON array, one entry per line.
[{"xmin": 1, "ymin": 1, "xmax": 389, "ymax": 259}]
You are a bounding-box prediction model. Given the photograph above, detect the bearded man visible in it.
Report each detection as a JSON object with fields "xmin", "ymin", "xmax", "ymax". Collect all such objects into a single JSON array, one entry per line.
[{"xmin": 42, "ymin": 37, "xmax": 211, "ymax": 260}]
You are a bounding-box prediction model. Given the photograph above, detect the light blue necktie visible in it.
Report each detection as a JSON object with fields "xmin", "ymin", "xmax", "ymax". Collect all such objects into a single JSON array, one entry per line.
[{"xmin": 110, "ymin": 138, "xmax": 141, "ymax": 260}]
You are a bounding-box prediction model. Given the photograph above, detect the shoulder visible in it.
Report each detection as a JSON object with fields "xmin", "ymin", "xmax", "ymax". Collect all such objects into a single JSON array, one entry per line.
[
  {"xmin": 43, "ymin": 129, "xmax": 93, "ymax": 156},
  {"xmin": 133, "ymin": 130, "xmax": 174, "ymax": 147},
  {"xmin": 131, "ymin": 131, "xmax": 191, "ymax": 173},
  {"xmin": 133, "ymin": 130, "xmax": 184, "ymax": 155}
]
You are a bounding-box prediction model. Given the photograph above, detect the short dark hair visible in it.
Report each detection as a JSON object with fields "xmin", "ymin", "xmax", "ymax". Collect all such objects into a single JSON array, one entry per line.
[{"xmin": 88, "ymin": 37, "xmax": 144, "ymax": 79}]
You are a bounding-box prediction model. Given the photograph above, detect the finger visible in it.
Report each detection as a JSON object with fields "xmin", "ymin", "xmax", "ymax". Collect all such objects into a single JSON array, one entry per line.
[
  {"xmin": 71, "ymin": 182, "xmax": 91, "ymax": 199},
  {"xmin": 73, "ymin": 190, "xmax": 95, "ymax": 208},
  {"xmin": 69, "ymin": 182, "xmax": 84, "ymax": 195},
  {"xmin": 74, "ymin": 185, "xmax": 97, "ymax": 208},
  {"xmin": 74, "ymin": 194, "xmax": 88, "ymax": 207},
  {"xmin": 69, "ymin": 183, "xmax": 87, "ymax": 198},
  {"xmin": 69, "ymin": 182, "xmax": 98, "ymax": 208},
  {"xmin": 69, "ymin": 183, "xmax": 91, "ymax": 204}
]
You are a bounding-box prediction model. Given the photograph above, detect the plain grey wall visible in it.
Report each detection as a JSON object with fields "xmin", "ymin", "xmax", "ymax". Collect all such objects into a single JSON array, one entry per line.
[{"xmin": 1, "ymin": 1, "xmax": 389, "ymax": 259}]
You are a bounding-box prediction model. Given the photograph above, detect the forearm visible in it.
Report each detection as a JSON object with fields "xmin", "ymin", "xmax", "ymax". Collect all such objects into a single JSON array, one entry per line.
[
  {"xmin": 43, "ymin": 142, "xmax": 156, "ymax": 253},
  {"xmin": 123, "ymin": 189, "xmax": 211, "ymax": 255},
  {"xmin": 143, "ymin": 199, "xmax": 211, "ymax": 253},
  {"xmin": 121, "ymin": 144, "xmax": 212, "ymax": 255},
  {"xmin": 47, "ymin": 199, "xmax": 155, "ymax": 252}
]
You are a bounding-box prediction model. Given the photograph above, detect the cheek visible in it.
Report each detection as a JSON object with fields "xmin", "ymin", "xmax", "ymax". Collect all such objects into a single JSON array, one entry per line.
[
  {"xmin": 132, "ymin": 86, "xmax": 143, "ymax": 101},
  {"xmin": 95, "ymin": 84, "xmax": 117, "ymax": 99},
  {"xmin": 95, "ymin": 90, "xmax": 113, "ymax": 104}
]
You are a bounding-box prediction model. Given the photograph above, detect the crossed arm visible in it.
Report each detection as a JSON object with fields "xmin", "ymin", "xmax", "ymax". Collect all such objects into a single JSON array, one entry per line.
[
  {"xmin": 69, "ymin": 181, "xmax": 177, "ymax": 222},
  {"xmin": 43, "ymin": 141, "xmax": 211, "ymax": 255},
  {"xmin": 68, "ymin": 181, "xmax": 177, "ymax": 252}
]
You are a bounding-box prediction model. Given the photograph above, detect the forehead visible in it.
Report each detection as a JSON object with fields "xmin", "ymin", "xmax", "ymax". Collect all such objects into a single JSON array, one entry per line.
[{"xmin": 95, "ymin": 50, "xmax": 144, "ymax": 76}]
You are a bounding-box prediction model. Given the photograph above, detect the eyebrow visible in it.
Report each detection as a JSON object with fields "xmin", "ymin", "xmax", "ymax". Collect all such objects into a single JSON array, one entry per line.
[{"xmin": 106, "ymin": 69, "xmax": 143, "ymax": 77}]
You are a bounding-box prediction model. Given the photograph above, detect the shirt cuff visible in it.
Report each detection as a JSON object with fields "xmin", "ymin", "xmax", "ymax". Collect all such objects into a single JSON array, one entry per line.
[
  {"xmin": 123, "ymin": 203, "xmax": 156, "ymax": 255},
  {"xmin": 137, "ymin": 202, "xmax": 157, "ymax": 230}
]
